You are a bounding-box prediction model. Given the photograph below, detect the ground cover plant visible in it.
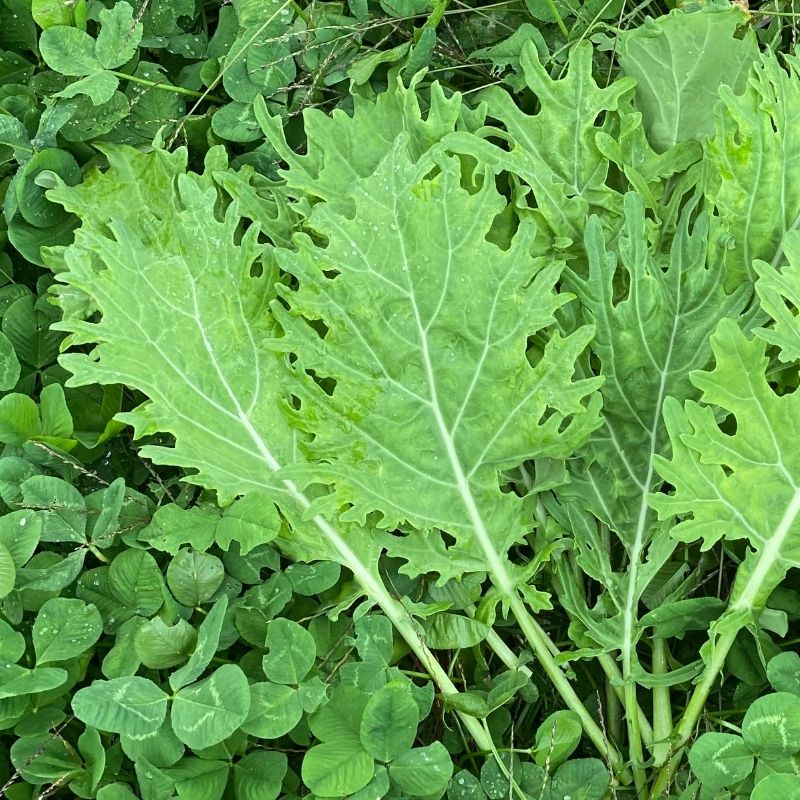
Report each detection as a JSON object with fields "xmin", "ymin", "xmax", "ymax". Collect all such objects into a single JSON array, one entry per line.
[{"xmin": 2, "ymin": 1, "xmax": 800, "ymax": 799}]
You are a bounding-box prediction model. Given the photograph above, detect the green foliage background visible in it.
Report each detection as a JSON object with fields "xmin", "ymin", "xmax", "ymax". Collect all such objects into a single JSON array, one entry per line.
[{"xmin": 2, "ymin": 2, "xmax": 800, "ymax": 800}]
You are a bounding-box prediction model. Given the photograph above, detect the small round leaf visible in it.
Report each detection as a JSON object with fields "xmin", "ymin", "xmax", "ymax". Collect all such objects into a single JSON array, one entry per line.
[
  {"xmin": 359, "ymin": 682, "xmax": 419, "ymax": 762},
  {"xmin": 262, "ymin": 618, "xmax": 316, "ymax": 685},
  {"xmin": 689, "ymin": 732, "xmax": 754, "ymax": 789},
  {"xmin": 301, "ymin": 739, "xmax": 374, "ymax": 797},
  {"xmin": 240, "ymin": 682, "xmax": 303, "ymax": 740},
  {"xmin": 167, "ymin": 548, "xmax": 225, "ymax": 607},
  {"xmin": 72, "ymin": 677, "xmax": 168, "ymax": 736},
  {"xmin": 171, "ymin": 664, "xmax": 250, "ymax": 749},
  {"xmin": 388, "ymin": 741, "xmax": 453, "ymax": 795},
  {"xmin": 743, "ymin": 693, "xmax": 800, "ymax": 759},
  {"xmin": 33, "ymin": 597, "xmax": 102, "ymax": 664}
]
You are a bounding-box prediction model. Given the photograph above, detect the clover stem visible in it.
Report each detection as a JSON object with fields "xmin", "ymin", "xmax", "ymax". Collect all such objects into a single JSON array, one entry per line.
[
  {"xmin": 110, "ymin": 70, "xmax": 226, "ymax": 103},
  {"xmin": 87, "ymin": 544, "xmax": 109, "ymax": 563}
]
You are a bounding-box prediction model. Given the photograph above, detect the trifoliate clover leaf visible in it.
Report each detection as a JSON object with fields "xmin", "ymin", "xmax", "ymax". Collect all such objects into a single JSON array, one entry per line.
[{"xmin": 39, "ymin": 2, "xmax": 142, "ymax": 105}]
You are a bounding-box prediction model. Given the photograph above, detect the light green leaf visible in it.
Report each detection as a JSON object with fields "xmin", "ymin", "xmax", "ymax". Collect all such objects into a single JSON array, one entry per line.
[
  {"xmin": 216, "ymin": 493, "xmax": 280, "ymax": 554},
  {"xmin": 276, "ymin": 139, "xmax": 599, "ymax": 588},
  {"xmin": 10, "ymin": 734, "xmax": 83, "ymax": 783},
  {"xmin": 61, "ymin": 91, "xmax": 130, "ymax": 141},
  {"xmin": 347, "ymin": 41, "xmax": 410, "ymax": 86},
  {"xmin": 33, "ymin": 597, "xmax": 102, "ymax": 664},
  {"xmin": 441, "ymin": 42, "xmax": 635, "ymax": 253},
  {"xmin": 388, "ymin": 742, "xmax": 453, "ymax": 795},
  {"xmin": 166, "ymin": 757, "xmax": 228, "ymax": 799},
  {"xmin": 0, "ymin": 115, "xmax": 31, "ymax": 165},
  {"xmin": 170, "ymin": 595, "xmax": 228, "ymax": 691},
  {"xmin": 754, "ymin": 232, "xmax": 800, "ymax": 363},
  {"xmin": 259, "ymin": 74, "xmax": 465, "ymax": 218},
  {"xmin": 349, "ymin": 766, "xmax": 391, "ymax": 800},
  {"xmin": 120, "ymin": 719, "xmax": 184, "ymax": 768},
  {"xmin": 706, "ymin": 50, "xmax": 800, "ymax": 283},
  {"xmin": 77, "ymin": 727, "xmax": 106, "ymax": 793},
  {"xmin": 21, "ymin": 475, "xmax": 86, "ymax": 543},
  {"xmin": 45, "ymin": 142, "xmax": 463, "ymax": 748},
  {"xmin": 16, "ymin": 148, "xmax": 81, "ymax": 229},
  {"xmin": 688, "ymin": 732, "xmax": 754, "ymax": 789},
  {"xmin": 171, "ymin": 664, "xmax": 251, "ymax": 749},
  {"xmin": 546, "ymin": 758, "xmax": 610, "ymax": 800},
  {"xmin": 561, "ymin": 195, "xmax": 747, "ymax": 662},
  {"xmin": 55, "ymin": 69, "xmax": 118, "ymax": 105},
  {"xmin": 470, "ymin": 24, "xmax": 547, "ymax": 93},
  {"xmin": 422, "ymin": 612, "xmax": 489, "ymax": 649},
  {"xmin": 752, "ymin": 773, "xmax": 800, "ymax": 800},
  {"xmin": 167, "ymin": 548, "xmax": 225, "ymax": 607},
  {"xmin": 444, "ymin": 691, "xmax": 491, "ymax": 719},
  {"xmin": 0, "ymin": 393, "xmax": 40, "ymax": 443},
  {"xmin": 97, "ymin": 784, "xmax": 139, "ymax": 800},
  {"xmin": 309, "ymin": 685, "xmax": 369, "ymax": 742},
  {"xmin": 359, "ymin": 682, "xmax": 419, "ymax": 762},
  {"xmin": 72, "ymin": 676, "xmax": 169, "ymax": 736},
  {"xmin": 742, "ymin": 693, "xmax": 800, "ymax": 759},
  {"xmin": 87, "ymin": 477, "xmax": 127, "ymax": 549},
  {"xmin": 233, "ymin": 751, "xmax": 287, "ymax": 800},
  {"xmin": 767, "ymin": 652, "xmax": 800, "ymax": 697},
  {"xmin": 617, "ymin": 6, "xmax": 757, "ymax": 152},
  {"xmin": 0, "ymin": 543, "xmax": 15, "ymax": 598},
  {"xmin": 486, "ymin": 670, "xmax": 531, "ymax": 711},
  {"xmin": 354, "ymin": 614, "xmax": 394, "ymax": 666},
  {"xmin": 39, "ymin": 25, "xmax": 102, "ymax": 75},
  {"xmin": 108, "ymin": 548, "xmax": 164, "ymax": 616},
  {"xmin": 31, "ymin": 0, "xmax": 73, "ymax": 29},
  {"xmin": 0, "ymin": 330, "xmax": 20, "ymax": 389},
  {"xmin": 211, "ymin": 101, "xmax": 262, "ymax": 144},
  {"xmin": 449, "ymin": 769, "xmax": 486, "ymax": 799},
  {"xmin": 139, "ymin": 503, "xmax": 219, "ymax": 555},
  {"xmin": 284, "ymin": 560, "xmax": 340, "ymax": 596},
  {"xmin": 48, "ymin": 145, "xmax": 292, "ymax": 504},
  {"xmin": 236, "ymin": 576, "xmax": 292, "ymax": 646},
  {"xmin": 297, "ymin": 676, "xmax": 328, "ymax": 714},
  {"xmin": 653, "ymin": 323, "xmax": 800, "ymax": 615},
  {"xmin": 640, "ymin": 598, "xmax": 726, "ymax": 639},
  {"xmin": 404, "ymin": 26, "xmax": 436, "ymax": 76},
  {"xmin": 533, "ymin": 711, "xmax": 582, "ymax": 768},
  {"xmin": 134, "ymin": 617, "xmax": 197, "ymax": 669},
  {"xmin": 301, "ymin": 739, "xmax": 374, "ymax": 797},
  {"xmin": 262, "ymin": 618, "xmax": 316, "ymax": 685},
  {"xmin": 94, "ymin": 2, "xmax": 143, "ymax": 69},
  {"xmin": 240, "ymin": 681, "xmax": 303, "ymax": 739},
  {"xmin": 0, "ymin": 618, "xmax": 24, "ymax": 662},
  {"xmin": 0, "ymin": 663, "xmax": 67, "ymax": 698},
  {"xmin": 39, "ymin": 383, "xmax": 73, "ymax": 439}
]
